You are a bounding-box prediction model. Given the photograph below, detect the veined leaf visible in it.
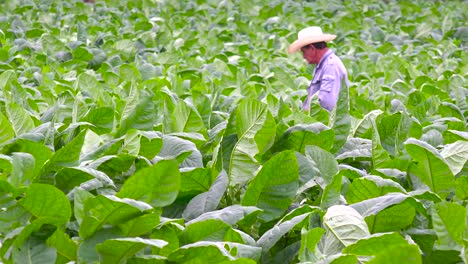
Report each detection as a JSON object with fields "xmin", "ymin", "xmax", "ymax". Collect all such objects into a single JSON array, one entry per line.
[
  {"xmin": 440, "ymin": 140, "xmax": 468, "ymax": 175},
  {"xmin": 187, "ymin": 205, "xmax": 261, "ymax": 226},
  {"xmin": 405, "ymin": 138, "xmax": 454, "ymax": 199},
  {"xmin": 228, "ymin": 99, "xmax": 276, "ymax": 187},
  {"xmin": 157, "ymin": 135, "xmax": 203, "ymax": 168},
  {"xmin": 117, "ymin": 159, "xmax": 180, "ymax": 208},
  {"xmin": 372, "ymin": 119, "xmax": 390, "ymax": 168},
  {"xmin": 169, "ymin": 242, "xmax": 261, "ymax": 263},
  {"xmin": 6, "ymin": 102, "xmax": 35, "ymax": 136},
  {"xmin": 19, "ymin": 184, "xmax": 71, "ymax": 225},
  {"xmin": 352, "ymin": 110, "xmax": 383, "ymax": 138},
  {"xmin": 43, "ymin": 130, "xmax": 87, "ymax": 172},
  {"xmin": 0, "ymin": 112, "xmax": 15, "ymax": 146},
  {"xmin": 329, "ymin": 79, "xmax": 351, "ymax": 153},
  {"xmin": 257, "ymin": 213, "xmax": 310, "ymax": 255},
  {"xmin": 347, "ymin": 175, "xmax": 406, "ymax": 204},
  {"xmin": 79, "ymin": 195, "xmax": 153, "ymax": 239},
  {"xmin": 46, "ymin": 229, "xmax": 77, "ymax": 262},
  {"xmin": 274, "ymin": 123, "xmax": 335, "ymax": 152},
  {"xmin": 318, "ymin": 205, "xmax": 370, "ymax": 256},
  {"xmin": 183, "ymin": 170, "xmax": 228, "ymax": 221},
  {"xmin": 305, "ymin": 145, "xmax": 339, "ymax": 184},
  {"xmin": 241, "ymin": 150, "xmax": 299, "ymax": 222},
  {"xmin": 12, "ymin": 237, "xmax": 57, "ymax": 264},
  {"xmin": 171, "ymin": 99, "xmax": 206, "ymax": 135},
  {"xmin": 299, "ymin": 228, "xmax": 325, "ymax": 263},
  {"xmin": 432, "ymin": 201, "xmax": 466, "ymax": 251},
  {"xmin": 96, "ymin": 238, "xmax": 168, "ymax": 264},
  {"xmin": 350, "ymin": 193, "xmax": 426, "ymax": 233}
]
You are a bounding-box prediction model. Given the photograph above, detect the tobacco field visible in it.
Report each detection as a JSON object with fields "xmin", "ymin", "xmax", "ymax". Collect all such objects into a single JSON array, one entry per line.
[{"xmin": 0, "ymin": 0, "xmax": 467, "ymax": 263}]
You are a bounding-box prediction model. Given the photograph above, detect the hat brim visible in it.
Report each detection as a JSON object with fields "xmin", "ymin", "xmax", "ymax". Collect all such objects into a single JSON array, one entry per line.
[{"xmin": 288, "ymin": 34, "xmax": 336, "ymax": 54}]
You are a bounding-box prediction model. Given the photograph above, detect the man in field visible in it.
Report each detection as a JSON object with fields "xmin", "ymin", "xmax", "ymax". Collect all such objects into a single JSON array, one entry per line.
[{"xmin": 289, "ymin": 26, "xmax": 348, "ymax": 112}]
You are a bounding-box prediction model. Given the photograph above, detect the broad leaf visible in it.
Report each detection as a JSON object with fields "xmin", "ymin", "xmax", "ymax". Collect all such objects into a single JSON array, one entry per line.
[
  {"xmin": 96, "ymin": 238, "xmax": 168, "ymax": 264},
  {"xmin": 0, "ymin": 112, "xmax": 14, "ymax": 146},
  {"xmin": 257, "ymin": 213, "xmax": 310, "ymax": 255},
  {"xmin": 432, "ymin": 201, "xmax": 466, "ymax": 251},
  {"xmin": 305, "ymin": 146, "xmax": 339, "ymax": 184},
  {"xmin": 228, "ymin": 99, "xmax": 276, "ymax": 187},
  {"xmin": 274, "ymin": 123, "xmax": 335, "ymax": 152},
  {"xmin": 183, "ymin": 170, "xmax": 228, "ymax": 221},
  {"xmin": 329, "ymin": 79, "xmax": 351, "ymax": 153},
  {"xmin": 346, "ymin": 175, "xmax": 406, "ymax": 204},
  {"xmin": 157, "ymin": 135, "xmax": 203, "ymax": 168},
  {"xmin": 241, "ymin": 150, "xmax": 299, "ymax": 222},
  {"xmin": 440, "ymin": 140, "xmax": 468, "ymax": 175},
  {"xmin": 79, "ymin": 195, "xmax": 153, "ymax": 239},
  {"xmin": 318, "ymin": 205, "xmax": 370, "ymax": 255},
  {"xmin": 405, "ymin": 138, "xmax": 454, "ymax": 199},
  {"xmin": 350, "ymin": 193, "xmax": 426, "ymax": 233},
  {"xmin": 19, "ymin": 184, "xmax": 71, "ymax": 225},
  {"xmin": 117, "ymin": 159, "xmax": 180, "ymax": 208}
]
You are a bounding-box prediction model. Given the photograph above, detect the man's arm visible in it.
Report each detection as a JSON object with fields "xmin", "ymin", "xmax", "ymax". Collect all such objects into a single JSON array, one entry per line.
[{"xmin": 317, "ymin": 66, "xmax": 342, "ymax": 111}]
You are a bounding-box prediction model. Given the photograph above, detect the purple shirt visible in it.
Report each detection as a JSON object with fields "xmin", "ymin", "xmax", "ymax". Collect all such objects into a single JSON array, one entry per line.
[{"xmin": 303, "ymin": 50, "xmax": 348, "ymax": 111}]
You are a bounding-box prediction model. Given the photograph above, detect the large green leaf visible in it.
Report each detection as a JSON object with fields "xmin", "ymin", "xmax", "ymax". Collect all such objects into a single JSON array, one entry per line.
[
  {"xmin": 440, "ymin": 140, "xmax": 468, "ymax": 175},
  {"xmin": 405, "ymin": 138, "xmax": 454, "ymax": 199},
  {"xmin": 19, "ymin": 184, "xmax": 71, "ymax": 225},
  {"xmin": 299, "ymin": 227, "xmax": 325, "ymax": 263},
  {"xmin": 42, "ymin": 130, "xmax": 87, "ymax": 172},
  {"xmin": 431, "ymin": 201, "xmax": 466, "ymax": 251},
  {"xmin": 350, "ymin": 193, "xmax": 426, "ymax": 233},
  {"xmin": 182, "ymin": 219, "xmax": 232, "ymax": 244},
  {"xmin": 169, "ymin": 242, "xmax": 261, "ymax": 263},
  {"xmin": 0, "ymin": 112, "xmax": 14, "ymax": 146},
  {"xmin": 257, "ymin": 213, "xmax": 310, "ymax": 255},
  {"xmin": 157, "ymin": 135, "xmax": 203, "ymax": 168},
  {"xmin": 182, "ymin": 170, "xmax": 228, "ymax": 221},
  {"xmin": 12, "ymin": 237, "xmax": 57, "ymax": 264},
  {"xmin": 318, "ymin": 205, "xmax": 370, "ymax": 256},
  {"xmin": 186, "ymin": 205, "xmax": 261, "ymax": 226},
  {"xmin": 55, "ymin": 166, "xmax": 115, "ymax": 193},
  {"xmin": 377, "ymin": 112, "xmax": 417, "ymax": 156},
  {"xmin": 228, "ymin": 99, "xmax": 276, "ymax": 187},
  {"xmin": 320, "ymin": 170, "xmax": 343, "ymax": 209},
  {"xmin": 329, "ymin": 79, "xmax": 351, "ymax": 153},
  {"xmin": 371, "ymin": 119, "xmax": 390, "ymax": 168},
  {"xmin": 96, "ymin": 238, "xmax": 168, "ymax": 264},
  {"xmin": 6, "ymin": 103, "xmax": 35, "ymax": 136},
  {"xmin": 79, "ymin": 195, "xmax": 153, "ymax": 239},
  {"xmin": 118, "ymin": 213, "xmax": 160, "ymax": 237},
  {"xmin": 117, "ymin": 159, "xmax": 180, "ymax": 208},
  {"xmin": 241, "ymin": 150, "xmax": 299, "ymax": 222},
  {"xmin": 46, "ymin": 229, "xmax": 77, "ymax": 263},
  {"xmin": 346, "ymin": 175, "xmax": 406, "ymax": 204},
  {"xmin": 1, "ymin": 139, "xmax": 53, "ymax": 179},
  {"xmin": 8, "ymin": 152, "xmax": 35, "ymax": 187},
  {"xmin": 343, "ymin": 232, "xmax": 409, "ymax": 255},
  {"xmin": 116, "ymin": 85, "xmax": 156, "ymax": 137},
  {"xmin": 274, "ymin": 123, "xmax": 335, "ymax": 153},
  {"xmin": 304, "ymin": 146, "xmax": 339, "ymax": 184},
  {"xmin": 171, "ymin": 99, "xmax": 206, "ymax": 135}
]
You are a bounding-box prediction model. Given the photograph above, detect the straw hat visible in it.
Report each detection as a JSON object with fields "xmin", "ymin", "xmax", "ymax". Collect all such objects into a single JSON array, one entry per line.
[{"xmin": 288, "ymin": 26, "xmax": 336, "ymax": 54}]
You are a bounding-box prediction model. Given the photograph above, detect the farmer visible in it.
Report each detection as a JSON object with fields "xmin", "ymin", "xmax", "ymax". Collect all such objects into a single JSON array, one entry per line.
[{"xmin": 289, "ymin": 26, "xmax": 348, "ymax": 111}]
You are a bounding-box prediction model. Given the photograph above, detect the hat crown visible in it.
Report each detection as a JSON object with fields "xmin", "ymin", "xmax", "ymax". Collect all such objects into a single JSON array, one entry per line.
[{"xmin": 298, "ymin": 26, "xmax": 324, "ymax": 39}]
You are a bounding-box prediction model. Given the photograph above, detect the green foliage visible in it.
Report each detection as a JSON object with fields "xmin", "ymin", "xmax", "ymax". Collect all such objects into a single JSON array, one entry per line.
[{"xmin": 0, "ymin": 0, "xmax": 467, "ymax": 262}]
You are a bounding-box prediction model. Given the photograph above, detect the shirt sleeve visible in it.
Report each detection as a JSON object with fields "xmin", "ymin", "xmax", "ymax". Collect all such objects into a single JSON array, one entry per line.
[{"xmin": 317, "ymin": 66, "xmax": 342, "ymax": 111}]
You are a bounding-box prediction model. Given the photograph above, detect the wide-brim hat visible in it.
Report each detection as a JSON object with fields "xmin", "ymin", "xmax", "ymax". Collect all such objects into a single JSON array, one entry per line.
[{"xmin": 288, "ymin": 26, "xmax": 336, "ymax": 54}]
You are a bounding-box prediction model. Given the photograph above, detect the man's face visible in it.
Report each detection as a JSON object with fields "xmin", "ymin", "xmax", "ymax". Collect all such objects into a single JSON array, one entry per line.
[{"xmin": 301, "ymin": 44, "xmax": 319, "ymax": 64}]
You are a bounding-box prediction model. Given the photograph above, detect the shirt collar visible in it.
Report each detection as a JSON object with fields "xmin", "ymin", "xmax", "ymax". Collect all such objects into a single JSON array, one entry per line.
[{"xmin": 315, "ymin": 49, "xmax": 333, "ymax": 71}]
